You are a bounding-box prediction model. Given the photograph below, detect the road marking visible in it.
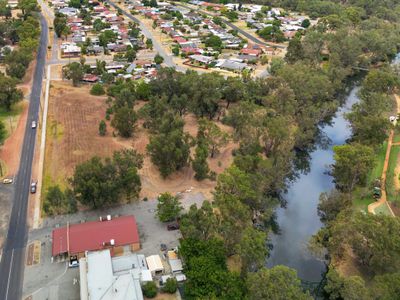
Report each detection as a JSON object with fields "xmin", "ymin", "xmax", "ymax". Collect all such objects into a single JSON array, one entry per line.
[{"xmin": 5, "ymin": 250, "xmax": 14, "ymax": 300}]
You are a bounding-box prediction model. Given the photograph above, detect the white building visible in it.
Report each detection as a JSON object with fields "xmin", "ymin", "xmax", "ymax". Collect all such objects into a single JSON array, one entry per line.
[
  {"xmin": 146, "ymin": 255, "xmax": 165, "ymax": 276},
  {"xmin": 79, "ymin": 250, "xmax": 151, "ymax": 300}
]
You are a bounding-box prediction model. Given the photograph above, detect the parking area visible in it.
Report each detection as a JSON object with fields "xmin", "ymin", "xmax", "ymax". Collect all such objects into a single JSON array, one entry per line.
[{"xmin": 23, "ymin": 192, "xmax": 205, "ymax": 299}]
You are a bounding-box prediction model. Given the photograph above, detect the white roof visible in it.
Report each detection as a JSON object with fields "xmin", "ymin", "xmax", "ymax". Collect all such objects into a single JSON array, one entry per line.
[
  {"xmin": 83, "ymin": 250, "xmax": 144, "ymax": 300},
  {"xmin": 112, "ymin": 254, "xmax": 147, "ymax": 275},
  {"xmin": 146, "ymin": 255, "xmax": 164, "ymax": 272},
  {"xmin": 169, "ymin": 259, "xmax": 183, "ymax": 273},
  {"xmin": 87, "ymin": 250, "xmax": 114, "ymax": 300}
]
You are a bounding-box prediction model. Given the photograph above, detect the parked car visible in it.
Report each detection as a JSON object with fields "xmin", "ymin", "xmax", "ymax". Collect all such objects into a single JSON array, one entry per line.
[
  {"xmin": 160, "ymin": 243, "xmax": 167, "ymax": 251},
  {"xmin": 30, "ymin": 181, "xmax": 37, "ymax": 194},
  {"xmin": 167, "ymin": 223, "xmax": 180, "ymax": 231},
  {"xmin": 2, "ymin": 178, "xmax": 13, "ymax": 184},
  {"xmin": 31, "ymin": 121, "xmax": 37, "ymax": 129}
]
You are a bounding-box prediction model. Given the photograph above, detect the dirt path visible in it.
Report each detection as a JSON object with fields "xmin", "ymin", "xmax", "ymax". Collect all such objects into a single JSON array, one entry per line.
[{"xmin": 367, "ymin": 95, "xmax": 399, "ymax": 216}]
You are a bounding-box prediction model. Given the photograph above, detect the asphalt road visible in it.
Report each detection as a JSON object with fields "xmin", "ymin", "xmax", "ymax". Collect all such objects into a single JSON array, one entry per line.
[{"xmin": 0, "ymin": 14, "xmax": 48, "ymax": 300}]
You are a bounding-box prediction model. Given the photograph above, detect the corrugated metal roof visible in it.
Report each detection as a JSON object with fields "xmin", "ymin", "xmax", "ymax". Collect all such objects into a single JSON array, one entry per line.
[{"xmin": 52, "ymin": 215, "xmax": 139, "ymax": 256}]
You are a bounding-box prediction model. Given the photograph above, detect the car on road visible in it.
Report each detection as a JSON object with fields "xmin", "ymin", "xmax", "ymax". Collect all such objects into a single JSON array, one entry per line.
[
  {"xmin": 167, "ymin": 222, "xmax": 180, "ymax": 231},
  {"xmin": 30, "ymin": 181, "xmax": 37, "ymax": 193},
  {"xmin": 2, "ymin": 178, "xmax": 13, "ymax": 184},
  {"xmin": 31, "ymin": 121, "xmax": 37, "ymax": 129}
]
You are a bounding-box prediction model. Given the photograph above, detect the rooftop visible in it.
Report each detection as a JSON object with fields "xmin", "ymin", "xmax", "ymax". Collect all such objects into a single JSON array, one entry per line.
[{"xmin": 52, "ymin": 215, "xmax": 139, "ymax": 256}]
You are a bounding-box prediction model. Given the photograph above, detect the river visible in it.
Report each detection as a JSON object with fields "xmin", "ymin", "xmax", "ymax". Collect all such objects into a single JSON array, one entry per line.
[{"xmin": 267, "ymin": 87, "xmax": 361, "ymax": 281}]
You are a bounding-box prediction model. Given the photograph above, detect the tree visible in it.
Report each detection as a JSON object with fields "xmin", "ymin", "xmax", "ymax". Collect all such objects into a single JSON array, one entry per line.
[
  {"xmin": 146, "ymin": 38, "xmax": 153, "ymax": 49},
  {"xmin": 90, "ymin": 83, "xmax": 105, "ymax": 95},
  {"xmin": 324, "ymin": 268, "xmax": 370, "ymax": 300},
  {"xmin": 70, "ymin": 153, "xmax": 142, "ymax": 208},
  {"xmin": 193, "ymin": 124, "xmax": 210, "ymax": 180},
  {"xmin": 222, "ymin": 76, "xmax": 245, "ymax": 109},
  {"xmin": 180, "ymin": 201, "xmax": 218, "ymax": 240},
  {"xmin": 98, "ymin": 120, "xmax": 107, "ymax": 136},
  {"xmin": 111, "ymin": 106, "xmax": 137, "ymax": 138},
  {"xmin": 192, "ymin": 140, "xmax": 209, "ymax": 180},
  {"xmin": 258, "ymin": 26, "xmax": 285, "ymax": 42},
  {"xmin": 370, "ymin": 272, "xmax": 400, "ymax": 300},
  {"xmin": 0, "ymin": 73, "xmax": 23, "ymax": 110},
  {"xmin": 147, "ymin": 114, "xmax": 190, "ymax": 178},
  {"xmin": 156, "ymin": 192, "xmax": 182, "ymax": 222},
  {"xmin": 317, "ymin": 190, "xmax": 351, "ymax": 224},
  {"xmin": 142, "ymin": 281, "xmax": 157, "ymax": 298},
  {"xmin": 154, "ymin": 53, "xmax": 164, "ymax": 65},
  {"xmin": 301, "ymin": 19, "xmax": 311, "ymax": 28},
  {"xmin": 43, "ymin": 185, "xmax": 77, "ymax": 215},
  {"xmin": 205, "ymin": 35, "xmax": 222, "ymax": 51},
  {"xmin": 54, "ymin": 14, "xmax": 68, "ymax": 38},
  {"xmin": 162, "ymin": 278, "xmax": 177, "ymax": 293},
  {"xmin": 332, "ymin": 143, "xmax": 375, "ymax": 192},
  {"xmin": 247, "ymin": 266, "xmax": 312, "ymax": 300},
  {"xmin": 62, "ymin": 62, "xmax": 83, "ymax": 87},
  {"xmin": 125, "ymin": 48, "xmax": 136, "ymax": 62},
  {"xmin": 286, "ymin": 37, "xmax": 304, "ymax": 63},
  {"xmin": 236, "ymin": 226, "xmax": 267, "ymax": 273},
  {"xmin": 18, "ymin": 0, "xmax": 39, "ymax": 18},
  {"xmin": 0, "ymin": 121, "xmax": 6, "ymax": 145},
  {"xmin": 99, "ymin": 30, "xmax": 117, "ymax": 49},
  {"xmin": 198, "ymin": 118, "xmax": 229, "ymax": 158}
]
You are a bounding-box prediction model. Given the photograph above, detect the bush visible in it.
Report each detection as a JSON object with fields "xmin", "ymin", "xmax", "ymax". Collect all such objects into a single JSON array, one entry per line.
[
  {"xmin": 142, "ymin": 281, "xmax": 157, "ymax": 298},
  {"xmin": 99, "ymin": 120, "xmax": 107, "ymax": 136},
  {"xmin": 90, "ymin": 83, "xmax": 105, "ymax": 95},
  {"xmin": 162, "ymin": 278, "xmax": 177, "ymax": 293}
]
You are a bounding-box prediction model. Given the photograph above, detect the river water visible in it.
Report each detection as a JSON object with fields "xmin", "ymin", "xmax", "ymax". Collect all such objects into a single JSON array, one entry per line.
[{"xmin": 267, "ymin": 87, "xmax": 361, "ymax": 281}]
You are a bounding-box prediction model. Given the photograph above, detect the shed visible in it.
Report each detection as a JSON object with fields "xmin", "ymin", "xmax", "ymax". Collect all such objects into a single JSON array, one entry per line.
[{"xmin": 146, "ymin": 255, "xmax": 164, "ymax": 276}]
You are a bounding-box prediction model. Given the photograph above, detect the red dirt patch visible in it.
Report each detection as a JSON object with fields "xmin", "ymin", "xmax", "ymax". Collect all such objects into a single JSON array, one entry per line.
[{"xmin": 0, "ymin": 101, "xmax": 29, "ymax": 176}]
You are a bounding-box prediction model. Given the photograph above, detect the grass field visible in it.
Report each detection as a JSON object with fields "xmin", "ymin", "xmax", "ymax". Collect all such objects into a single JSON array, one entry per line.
[
  {"xmin": 386, "ymin": 144, "xmax": 400, "ymax": 202},
  {"xmin": 374, "ymin": 202, "xmax": 393, "ymax": 216}
]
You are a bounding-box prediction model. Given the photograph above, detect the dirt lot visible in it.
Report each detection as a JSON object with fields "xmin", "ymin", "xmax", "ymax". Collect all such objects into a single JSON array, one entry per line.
[{"xmin": 43, "ymin": 81, "xmax": 236, "ymax": 201}]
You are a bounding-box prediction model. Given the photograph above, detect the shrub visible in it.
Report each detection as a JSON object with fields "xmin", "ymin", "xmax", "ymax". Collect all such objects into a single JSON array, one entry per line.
[
  {"xmin": 142, "ymin": 281, "xmax": 157, "ymax": 298},
  {"xmin": 162, "ymin": 278, "xmax": 177, "ymax": 294},
  {"xmin": 90, "ymin": 83, "xmax": 105, "ymax": 95},
  {"xmin": 99, "ymin": 120, "xmax": 107, "ymax": 136}
]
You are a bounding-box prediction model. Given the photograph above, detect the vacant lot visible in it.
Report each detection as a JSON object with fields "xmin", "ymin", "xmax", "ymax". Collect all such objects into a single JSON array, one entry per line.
[{"xmin": 43, "ymin": 81, "xmax": 236, "ymax": 203}]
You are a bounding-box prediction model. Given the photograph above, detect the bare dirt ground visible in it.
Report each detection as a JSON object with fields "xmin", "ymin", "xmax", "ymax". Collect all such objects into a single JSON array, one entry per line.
[{"xmin": 44, "ymin": 82, "xmax": 236, "ymax": 202}]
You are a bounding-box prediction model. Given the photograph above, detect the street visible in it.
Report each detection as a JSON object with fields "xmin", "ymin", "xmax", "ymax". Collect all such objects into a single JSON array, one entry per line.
[{"xmin": 0, "ymin": 14, "xmax": 48, "ymax": 300}]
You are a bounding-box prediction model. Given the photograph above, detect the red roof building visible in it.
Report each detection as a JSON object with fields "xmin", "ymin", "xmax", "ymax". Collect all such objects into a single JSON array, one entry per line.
[
  {"xmin": 52, "ymin": 215, "xmax": 140, "ymax": 258},
  {"xmin": 240, "ymin": 48, "xmax": 262, "ymax": 56}
]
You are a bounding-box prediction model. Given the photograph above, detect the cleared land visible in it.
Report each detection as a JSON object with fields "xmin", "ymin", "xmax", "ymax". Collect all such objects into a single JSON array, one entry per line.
[{"xmin": 43, "ymin": 81, "xmax": 236, "ymax": 205}]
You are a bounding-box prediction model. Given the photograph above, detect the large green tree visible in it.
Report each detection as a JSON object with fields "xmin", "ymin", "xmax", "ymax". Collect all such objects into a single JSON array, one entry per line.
[
  {"xmin": 247, "ymin": 266, "xmax": 312, "ymax": 300},
  {"xmin": 332, "ymin": 143, "xmax": 375, "ymax": 192},
  {"xmin": 147, "ymin": 114, "xmax": 190, "ymax": 178},
  {"xmin": 156, "ymin": 192, "xmax": 182, "ymax": 222},
  {"xmin": 0, "ymin": 73, "xmax": 23, "ymax": 110}
]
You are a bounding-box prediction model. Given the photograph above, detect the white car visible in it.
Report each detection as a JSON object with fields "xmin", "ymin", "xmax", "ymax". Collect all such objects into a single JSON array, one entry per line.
[
  {"xmin": 2, "ymin": 178, "xmax": 13, "ymax": 184},
  {"xmin": 31, "ymin": 121, "xmax": 37, "ymax": 129}
]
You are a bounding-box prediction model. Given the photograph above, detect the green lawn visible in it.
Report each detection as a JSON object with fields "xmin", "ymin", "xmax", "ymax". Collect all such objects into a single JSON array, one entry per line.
[
  {"xmin": 374, "ymin": 202, "xmax": 393, "ymax": 216},
  {"xmin": 386, "ymin": 144, "xmax": 400, "ymax": 202},
  {"xmin": 393, "ymin": 127, "xmax": 400, "ymax": 143},
  {"xmin": 367, "ymin": 141, "xmax": 387, "ymax": 184}
]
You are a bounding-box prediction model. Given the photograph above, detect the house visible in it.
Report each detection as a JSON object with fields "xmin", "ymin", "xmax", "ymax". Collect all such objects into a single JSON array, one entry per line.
[
  {"xmin": 189, "ymin": 54, "xmax": 214, "ymax": 65},
  {"xmin": 82, "ymin": 74, "xmax": 99, "ymax": 83},
  {"xmin": 79, "ymin": 250, "xmax": 148, "ymax": 300},
  {"xmin": 216, "ymin": 59, "xmax": 248, "ymax": 72},
  {"xmin": 146, "ymin": 255, "xmax": 164, "ymax": 276},
  {"xmin": 240, "ymin": 48, "xmax": 262, "ymax": 57},
  {"xmin": 60, "ymin": 43, "xmax": 81, "ymax": 58},
  {"xmin": 52, "ymin": 215, "xmax": 140, "ymax": 260}
]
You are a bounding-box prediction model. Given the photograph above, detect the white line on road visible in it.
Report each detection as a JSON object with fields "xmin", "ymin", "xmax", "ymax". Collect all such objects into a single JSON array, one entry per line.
[{"xmin": 5, "ymin": 249, "xmax": 14, "ymax": 300}]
